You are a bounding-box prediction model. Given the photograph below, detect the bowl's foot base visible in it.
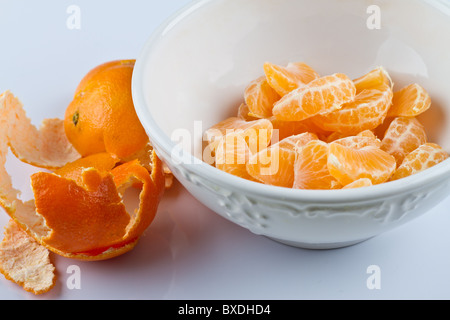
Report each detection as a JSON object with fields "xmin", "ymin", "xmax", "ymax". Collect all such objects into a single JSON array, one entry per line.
[{"xmin": 266, "ymin": 236, "xmax": 373, "ymax": 250}]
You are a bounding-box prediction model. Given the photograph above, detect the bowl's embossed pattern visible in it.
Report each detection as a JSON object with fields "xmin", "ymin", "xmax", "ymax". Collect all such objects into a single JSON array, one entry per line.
[{"xmin": 169, "ymin": 159, "xmax": 448, "ymax": 240}]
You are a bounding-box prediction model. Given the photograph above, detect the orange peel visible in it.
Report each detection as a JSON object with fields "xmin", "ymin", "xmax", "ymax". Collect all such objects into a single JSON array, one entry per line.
[
  {"xmin": 17, "ymin": 152, "xmax": 164, "ymax": 260},
  {"xmin": 0, "ymin": 91, "xmax": 80, "ymax": 169},
  {"xmin": 0, "ymin": 219, "xmax": 56, "ymax": 295},
  {"xmin": 0, "ymin": 91, "xmax": 166, "ymax": 294}
]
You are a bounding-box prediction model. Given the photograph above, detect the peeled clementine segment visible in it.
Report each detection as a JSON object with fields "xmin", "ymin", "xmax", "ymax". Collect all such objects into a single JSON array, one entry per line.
[
  {"xmin": 237, "ymin": 102, "xmax": 327, "ymax": 141},
  {"xmin": 312, "ymin": 84, "xmax": 393, "ymax": 135},
  {"xmin": 263, "ymin": 61, "xmax": 320, "ymax": 96},
  {"xmin": 207, "ymin": 62, "xmax": 441, "ymax": 189},
  {"xmin": 387, "ymin": 83, "xmax": 431, "ymax": 117},
  {"xmin": 390, "ymin": 143, "xmax": 449, "ymax": 181},
  {"xmin": 237, "ymin": 103, "xmax": 259, "ymax": 121},
  {"xmin": 204, "ymin": 117, "xmax": 273, "ymax": 155},
  {"xmin": 236, "ymin": 102, "xmax": 328, "ymax": 141},
  {"xmin": 326, "ymin": 131, "xmax": 356, "ymax": 143},
  {"xmin": 342, "ymin": 178, "xmax": 373, "ymax": 189},
  {"xmin": 246, "ymin": 132, "xmax": 318, "ymax": 188},
  {"xmin": 332, "ymin": 130, "xmax": 381, "ymax": 149},
  {"xmin": 0, "ymin": 91, "xmax": 80, "ymax": 169},
  {"xmin": 0, "ymin": 219, "xmax": 56, "ymax": 295},
  {"xmin": 214, "ymin": 132, "xmax": 256, "ymax": 181},
  {"xmin": 270, "ymin": 116, "xmax": 329, "ymax": 141},
  {"xmin": 327, "ymin": 129, "xmax": 377, "ymax": 143},
  {"xmin": 353, "ymin": 66, "xmax": 393, "ymax": 92},
  {"xmin": 272, "ymin": 73, "xmax": 356, "ymax": 121},
  {"xmin": 327, "ymin": 142, "xmax": 396, "ymax": 185},
  {"xmin": 293, "ymin": 140, "xmax": 341, "ymax": 190},
  {"xmin": 380, "ymin": 116, "xmax": 427, "ymax": 165},
  {"xmin": 244, "ymin": 76, "xmax": 281, "ymax": 118},
  {"xmin": 269, "ymin": 118, "xmax": 311, "ymax": 141},
  {"xmin": 357, "ymin": 129, "xmax": 379, "ymax": 139}
]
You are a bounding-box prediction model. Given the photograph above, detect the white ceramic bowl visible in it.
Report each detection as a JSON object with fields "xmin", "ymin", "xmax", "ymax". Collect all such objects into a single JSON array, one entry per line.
[{"xmin": 132, "ymin": 0, "xmax": 450, "ymax": 249}]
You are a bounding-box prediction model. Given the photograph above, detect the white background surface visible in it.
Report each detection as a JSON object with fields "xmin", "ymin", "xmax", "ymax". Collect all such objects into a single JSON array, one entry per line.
[{"xmin": 0, "ymin": 0, "xmax": 449, "ymax": 300}]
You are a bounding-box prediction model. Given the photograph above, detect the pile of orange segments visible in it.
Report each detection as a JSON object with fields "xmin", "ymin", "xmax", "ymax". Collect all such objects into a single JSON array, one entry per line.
[
  {"xmin": 205, "ymin": 62, "xmax": 449, "ymax": 190},
  {"xmin": 0, "ymin": 60, "xmax": 168, "ymax": 294}
]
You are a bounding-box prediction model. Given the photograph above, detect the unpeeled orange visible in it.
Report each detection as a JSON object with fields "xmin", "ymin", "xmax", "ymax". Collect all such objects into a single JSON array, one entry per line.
[{"xmin": 64, "ymin": 60, "xmax": 149, "ymax": 160}]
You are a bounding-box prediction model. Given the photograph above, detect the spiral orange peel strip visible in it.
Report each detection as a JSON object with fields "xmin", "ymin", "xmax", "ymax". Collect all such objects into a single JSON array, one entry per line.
[{"xmin": 0, "ymin": 91, "xmax": 165, "ymax": 294}]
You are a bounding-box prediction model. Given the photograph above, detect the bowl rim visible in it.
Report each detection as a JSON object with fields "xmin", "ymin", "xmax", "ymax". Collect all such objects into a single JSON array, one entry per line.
[{"xmin": 132, "ymin": 0, "xmax": 450, "ymax": 204}]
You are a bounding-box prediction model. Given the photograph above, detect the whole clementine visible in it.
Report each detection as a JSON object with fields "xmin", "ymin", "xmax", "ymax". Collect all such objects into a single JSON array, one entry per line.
[{"xmin": 64, "ymin": 60, "xmax": 149, "ymax": 160}]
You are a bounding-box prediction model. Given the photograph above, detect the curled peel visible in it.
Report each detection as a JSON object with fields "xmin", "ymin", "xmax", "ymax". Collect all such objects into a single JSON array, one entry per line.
[
  {"xmin": 0, "ymin": 91, "xmax": 81, "ymax": 170},
  {"xmin": 122, "ymin": 141, "xmax": 174, "ymax": 189},
  {"xmin": 0, "ymin": 91, "xmax": 165, "ymax": 294},
  {"xmin": 0, "ymin": 91, "xmax": 81, "ymax": 223},
  {"xmin": 26, "ymin": 153, "xmax": 164, "ymax": 260}
]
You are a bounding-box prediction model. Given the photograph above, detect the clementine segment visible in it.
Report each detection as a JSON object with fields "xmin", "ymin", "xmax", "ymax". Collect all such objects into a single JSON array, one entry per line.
[
  {"xmin": 312, "ymin": 84, "xmax": 393, "ymax": 135},
  {"xmin": 270, "ymin": 117, "xmax": 329, "ymax": 141},
  {"xmin": 237, "ymin": 102, "xmax": 327, "ymax": 141},
  {"xmin": 293, "ymin": 140, "xmax": 341, "ymax": 190},
  {"xmin": 272, "ymin": 73, "xmax": 356, "ymax": 121},
  {"xmin": 237, "ymin": 103, "xmax": 259, "ymax": 121},
  {"xmin": 214, "ymin": 132, "xmax": 255, "ymax": 181},
  {"xmin": 327, "ymin": 129, "xmax": 378, "ymax": 143},
  {"xmin": 380, "ymin": 116, "xmax": 427, "ymax": 165},
  {"xmin": 246, "ymin": 132, "xmax": 317, "ymax": 187},
  {"xmin": 244, "ymin": 76, "xmax": 280, "ymax": 118},
  {"xmin": 342, "ymin": 178, "xmax": 373, "ymax": 189},
  {"xmin": 387, "ymin": 83, "xmax": 431, "ymax": 117},
  {"xmin": 206, "ymin": 61, "xmax": 447, "ymax": 190},
  {"xmin": 204, "ymin": 117, "xmax": 273, "ymax": 155},
  {"xmin": 327, "ymin": 142, "xmax": 396, "ymax": 185},
  {"xmin": 391, "ymin": 143, "xmax": 449, "ymax": 181},
  {"xmin": 353, "ymin": 66, "xmax": 392, "ymax": 92},
  {"xmin": 263, "ymin": 61, "xmax": 319, "ymax": 96},
  {"xmin": 332, "ymin": 130, "xmax": 381, "ymax": 149}
]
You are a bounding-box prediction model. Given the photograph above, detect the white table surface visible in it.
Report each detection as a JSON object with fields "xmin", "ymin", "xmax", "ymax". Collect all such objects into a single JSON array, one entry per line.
[{"xmin": 0, "ymin": 0, "xmax": 449, "ymax": 300}]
